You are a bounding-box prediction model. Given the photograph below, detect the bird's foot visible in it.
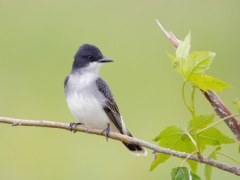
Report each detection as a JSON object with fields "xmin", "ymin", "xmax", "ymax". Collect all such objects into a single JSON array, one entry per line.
[
  {"xmin": 69, "ymin": 122, "xmax": 82, "ymax": 133},
  {"xmin": 102, "ymin": 123, "xmax": 110, "ymax": 141}
]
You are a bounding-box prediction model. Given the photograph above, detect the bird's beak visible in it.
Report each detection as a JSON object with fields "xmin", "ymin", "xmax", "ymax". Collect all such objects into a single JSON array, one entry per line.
[{"xmin": 98, "ymin": 57, "xmax": 113, "ymax": 63}]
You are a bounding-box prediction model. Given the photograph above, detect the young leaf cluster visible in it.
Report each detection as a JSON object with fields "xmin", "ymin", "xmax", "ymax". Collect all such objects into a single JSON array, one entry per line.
[{"xmin": 168, "ymin": 33, "xmax": 230, "ymax": 92}]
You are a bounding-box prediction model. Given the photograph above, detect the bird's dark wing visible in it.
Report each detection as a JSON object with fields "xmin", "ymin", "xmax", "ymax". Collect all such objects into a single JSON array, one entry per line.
[
  {"xmin": 96, "ymin": 78, "xmax": 124, "ymax": 134},
  {"xmin": 64, "ymin": 76, "xmax": 69, "ymax": 87}
]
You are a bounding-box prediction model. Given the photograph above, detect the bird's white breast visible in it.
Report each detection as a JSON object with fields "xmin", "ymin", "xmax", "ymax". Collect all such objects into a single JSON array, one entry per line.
[{"xmin": 65, "ymin": 72, "xmax": 119, "ymax": 132}]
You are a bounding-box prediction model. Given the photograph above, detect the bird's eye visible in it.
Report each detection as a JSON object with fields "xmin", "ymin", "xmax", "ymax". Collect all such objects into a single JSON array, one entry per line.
[{"xmin": 87, "ymin": 55, "xmax": 94, "ymax": 60}]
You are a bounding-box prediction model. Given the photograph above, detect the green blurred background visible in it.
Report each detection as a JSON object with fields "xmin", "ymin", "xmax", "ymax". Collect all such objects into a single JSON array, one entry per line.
[{"xmin": 0, "ymin": 0, "xmax": 240, "ymax": 179}]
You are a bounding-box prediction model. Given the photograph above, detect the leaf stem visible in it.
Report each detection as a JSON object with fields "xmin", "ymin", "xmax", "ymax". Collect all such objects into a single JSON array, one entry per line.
[
  {"xmin": 180, "ymin": 151, "xmax": 197, "ymax": 167},
  {"xmin": 191, "ymin": 85, "xmax": 196, "ymax": 116},
  {"xmin": 182, "ymin": 80, "xmax": 192, "ymax": 112},
  {"xmin": 190, "ymin": 86, "xmax": 201, "ymax": 156},
  {"xmin": 185, "ymin": 131, "xmax": 197, "ymax": 148},
  {"xmin": 182, "ymin": 82, "xmax": 201, "ymax": 155}
]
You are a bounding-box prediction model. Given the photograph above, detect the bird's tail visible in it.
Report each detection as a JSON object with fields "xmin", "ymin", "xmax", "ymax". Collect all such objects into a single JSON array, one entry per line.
[
  {"xmin": 122, "ymin": 142, "xmax": 147, "ymax": 156},
  {"xmin": 122, "ymin": 132, "xmax": 147, "ymax": 156}
]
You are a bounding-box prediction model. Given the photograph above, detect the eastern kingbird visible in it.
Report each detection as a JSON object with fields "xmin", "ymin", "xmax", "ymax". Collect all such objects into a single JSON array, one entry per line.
[{"xmin": 64, "ymin": 44, "xmax": 147, "ymax": 156}]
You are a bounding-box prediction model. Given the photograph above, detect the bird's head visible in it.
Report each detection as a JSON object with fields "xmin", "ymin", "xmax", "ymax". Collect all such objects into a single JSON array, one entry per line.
[{"xmin": 72, "ymin": 44, "xmax": 113, "ymax": 73}]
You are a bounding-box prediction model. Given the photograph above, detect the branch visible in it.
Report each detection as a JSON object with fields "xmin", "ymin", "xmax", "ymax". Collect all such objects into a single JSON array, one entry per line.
[
  {"xmin": 156, "ymin": 19, "xmax": 240, "ymax": 141},
  {"xmin": 201, "ymin": 90, "xmax": 240, "ymax": 140},
  {"xmin": 0, "ymin": 117, "xmax": 240, "ymax": 176}
]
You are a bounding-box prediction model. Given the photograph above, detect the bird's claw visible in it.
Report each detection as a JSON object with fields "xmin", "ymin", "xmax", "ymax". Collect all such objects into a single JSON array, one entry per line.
[
  {"xmin": 69, "ymin": 122, "xmax": 82, "ymax": 133},
  {"xmin": 102, "ymin": 123, "xmax": 110, "ymax": 141}
]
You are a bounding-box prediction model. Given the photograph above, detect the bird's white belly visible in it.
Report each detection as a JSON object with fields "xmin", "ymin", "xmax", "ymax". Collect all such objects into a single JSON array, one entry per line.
[{"xmin": 66, "ymin": 91, "xmax": 119, "ymax": 132}]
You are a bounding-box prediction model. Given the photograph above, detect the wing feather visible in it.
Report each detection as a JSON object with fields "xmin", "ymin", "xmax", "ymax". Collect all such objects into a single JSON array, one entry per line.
[{"xmin": 96, "ymin": 78, "xmax": 124, "ymax": 134}]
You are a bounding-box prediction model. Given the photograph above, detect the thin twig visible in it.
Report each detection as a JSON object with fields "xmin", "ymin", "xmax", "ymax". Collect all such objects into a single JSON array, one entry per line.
[
  {"xmin": 155, "ymin": 19, "xmax": 181, "ymax": 48},
  {"xmin": 0, "ymin": 116, "xmax": 240, "ymax": 175}
]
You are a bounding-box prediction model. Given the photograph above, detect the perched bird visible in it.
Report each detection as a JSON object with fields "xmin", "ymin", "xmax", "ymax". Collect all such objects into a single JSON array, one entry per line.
[{"xmin": 64, "ymin": 44, "xmax": 147, "ymax": 156}]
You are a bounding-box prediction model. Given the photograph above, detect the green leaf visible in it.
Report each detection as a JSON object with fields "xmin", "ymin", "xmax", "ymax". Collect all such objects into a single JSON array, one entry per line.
[
  {"xmin": 188, "ymin": 74, "xmax": 231, "ymax": 92},
  {"xmin": 167, "ymin": 52, "xmax": 175, "ymax": 63},
  {"xmin": 204, "ymin": 146, "xmax": 220, "ymax": 180},
  {"xmin": 198, "ymin": 127, "xmax": 234, "ymax": 147},
  {"xmin": 171, "ymin": 167, "xmax": 201, "ymax": 180},
  {"xmin": 172, "ymin": 51, "xmax": 215, "ymax": 79},
  {"xmin": 187, "ymin": 114, "xmax": 215, "ymax": 132},
  {"xmin": 171, "ymin": 33, "xmax": 191, "ymax": 78},
  {"xmin": 169, "ymin": 32, "xmax": 231, "ymax": 93},
  {"xmin": 187, "ymin": 114, "xmax": 233, "ymax": 152},
  {"xmin": 204, "ymin": 163, "xmax": 211, "ymax": 180},
  {"xmin": 233, "ymin": 98, "xmax": 240, "ymax": 113},
  {"xmin": 151, "ymin": 126, "xmax": 196, "ymax": 171},
  {"xmin": 167, "ymin": 53, "xmax": 182, "ymax": 73},
  {"xmin": 153, "ymin": 125, "xmax": 184, "ymax": 142},
  {"xmin": 153, "ymin": 125, "xmax": 195, "ymax": 152},
  {"xmin": 176, "ymin": 33, "xmax": 191, "ymax": 59},
  {"xmin": 185, "ymin": 51, "xmax": 216, "ymax": 79},
  {"xmin": 150, "ymin": 153, "xmax": 170, "ymax": 171},
  {"xmin": 187, "ymin": 114, "xmax": 214, "ymax": 152}
]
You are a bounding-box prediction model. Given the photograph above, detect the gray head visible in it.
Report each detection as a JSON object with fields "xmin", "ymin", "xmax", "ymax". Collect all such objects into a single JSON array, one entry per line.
[{"xmin": 72, "ymin": 44, "xmax": 113, "ymax": 71}]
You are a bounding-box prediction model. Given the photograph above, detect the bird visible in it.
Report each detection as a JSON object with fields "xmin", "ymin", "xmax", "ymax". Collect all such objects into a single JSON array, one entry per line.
[{"xmin": 64, "ymin": 44, "xmax": 147, "ymax": 156}]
